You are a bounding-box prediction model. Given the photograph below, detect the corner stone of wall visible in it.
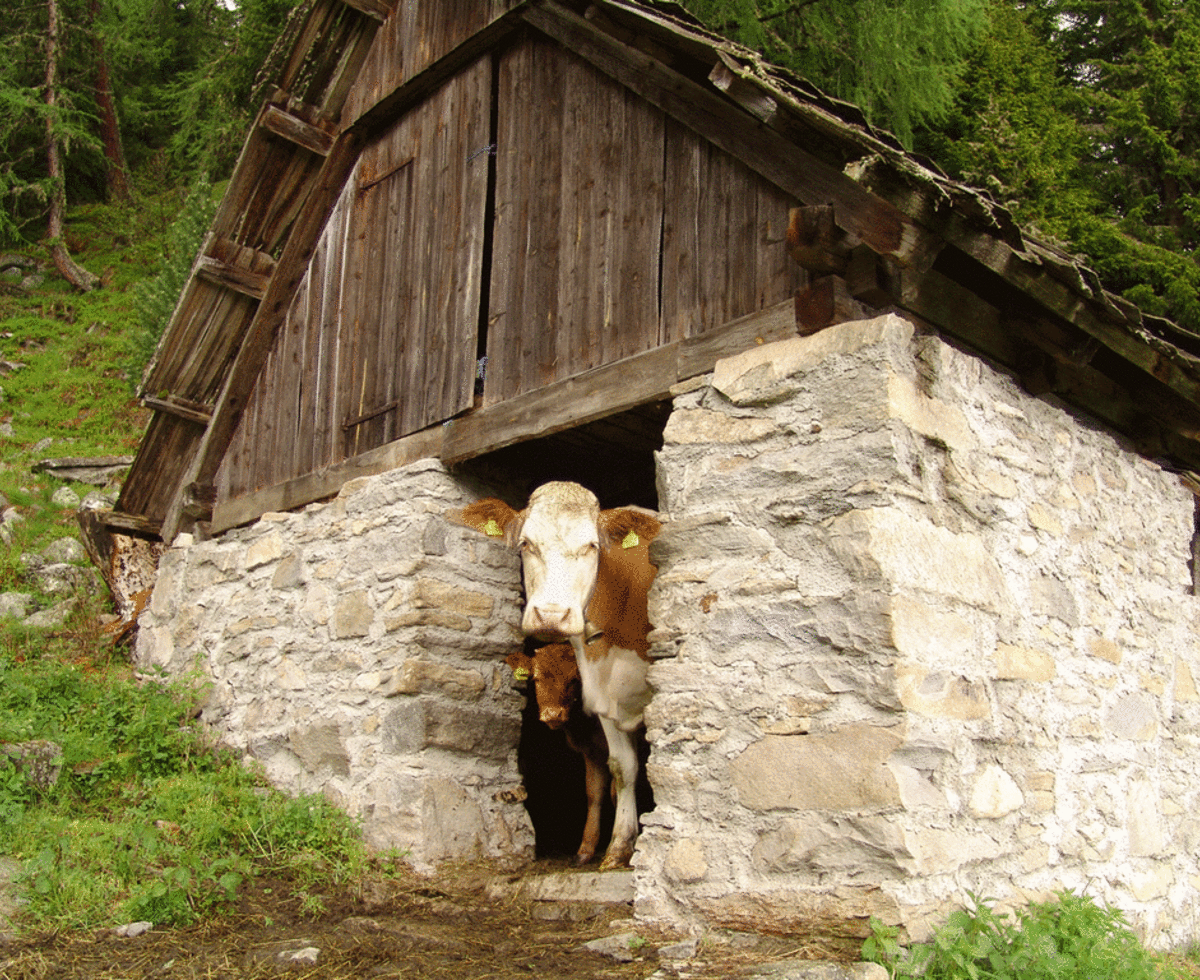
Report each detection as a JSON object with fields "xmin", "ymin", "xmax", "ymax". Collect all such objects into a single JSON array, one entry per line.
[
  {"xmin": 135, "ymin": 458, "xmax": 535, "ymax": 870},
  {"xmin": 639, "ymin": 313, "xmax": 1200, "ymax": 950}
]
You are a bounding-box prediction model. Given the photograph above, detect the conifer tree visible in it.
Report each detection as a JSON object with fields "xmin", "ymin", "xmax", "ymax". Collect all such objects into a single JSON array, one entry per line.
[{"xmin": 680, "ymin": 0, "xmax": 990, "ymax": 147}]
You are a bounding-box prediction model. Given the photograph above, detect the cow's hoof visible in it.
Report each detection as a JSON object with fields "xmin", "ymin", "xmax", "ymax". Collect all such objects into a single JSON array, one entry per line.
[
  {"xmin": 574, "ymin": 850, "xmax": 595, "ymax": 866},
  {"xmin": 598, "ymin": 849, "xmax": 633, "ymax": 871}
]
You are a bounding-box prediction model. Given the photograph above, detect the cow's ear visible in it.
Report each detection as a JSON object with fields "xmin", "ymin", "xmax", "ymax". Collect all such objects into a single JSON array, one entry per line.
[
  {"xmin": 505, "ymin": 649, "xmax": 534, "ymax": 673},
  {"xmin": 449, "ymin": 498, "xmax": 521, "ymax": 543},
  {"xmin": 599, "ymin": 507, "xmax": 662, "ymax": 549}
]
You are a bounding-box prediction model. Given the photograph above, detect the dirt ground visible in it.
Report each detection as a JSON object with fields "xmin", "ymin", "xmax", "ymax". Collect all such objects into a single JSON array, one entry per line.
[{"xmin": 0, "ymin": 860, "xmax": 836, "ymax": 980}]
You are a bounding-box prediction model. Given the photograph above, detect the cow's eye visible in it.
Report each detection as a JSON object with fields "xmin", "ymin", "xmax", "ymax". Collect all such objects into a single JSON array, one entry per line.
[{"xmin": 518, "ymin": 539, "xmax": 536, "ymax": 557}]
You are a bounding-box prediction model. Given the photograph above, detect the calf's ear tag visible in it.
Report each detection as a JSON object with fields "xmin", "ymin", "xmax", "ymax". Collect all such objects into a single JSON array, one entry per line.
[
  {"xmin": 621, "ymin": 529, "xmax": 640, "ymax": 549},
  {"xmin": 483, "ymin": 518, "xmax": 504, "ymax": 537},
  {"xmin": 512, "ymin": 666, "xmax": 530, "ymax": 682}
]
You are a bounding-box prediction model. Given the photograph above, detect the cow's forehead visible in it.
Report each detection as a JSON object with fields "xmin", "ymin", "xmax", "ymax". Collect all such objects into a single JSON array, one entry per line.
[
  {"xmin": 527, "ymin": 481, "xmax": 599, "ymax": 517},
  {"xmin": 522, "ymin": 482, "xmax": 600, "ymax": 543}
]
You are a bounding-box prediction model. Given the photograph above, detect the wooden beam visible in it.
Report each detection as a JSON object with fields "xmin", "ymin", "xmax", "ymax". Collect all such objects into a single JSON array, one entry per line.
[
  {"xmin": 95, "ymin": 509, "xmax": 163, "ymax": 538},
  {"xmin": 348, "ymin": 3, "xmax": 531, "ymax": 136},
  {"xmin": 675, "ymin": 299, "xmax": 799, "ymax": 380},
  {"xmin": 445, "ymin": 299, "xmax": 800, "ymax": 465},
  {"xmin": 337, "ymin": 0, "xmax": 390, "ymax": 22},
  {"xmin": 212, "ymin": 424, "xmax": 444, "ymax": 533},
  {"xmin": 141, "ymin": 394, "xmax": 214, "ymax": 426},
  {"xmin": 260, "ymin": 104, "xmax": 336, "ymax": 156},
  {"xmin": 522, "ymin": 2, "xmax": 922, "ymax": 266},
  {"xmin": 212, "ymin": 300, "xmax": 800, "ymax": 530},
  {"xmin": 795, "ymin": 276, "xmax": 869, "ymax": 335},
  {"xmin": 787, "ymin": 206, "xmax": 857, "ymax": 275},
  {"xmin": 194, "ymin": 255, "xmax": 271, "ymax": 300}
]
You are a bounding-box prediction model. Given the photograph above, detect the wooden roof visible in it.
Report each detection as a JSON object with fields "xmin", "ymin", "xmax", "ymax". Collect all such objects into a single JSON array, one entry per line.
[{"xmin": 114, "ymin": 0, "xmax": 1200, "ymax": 542}]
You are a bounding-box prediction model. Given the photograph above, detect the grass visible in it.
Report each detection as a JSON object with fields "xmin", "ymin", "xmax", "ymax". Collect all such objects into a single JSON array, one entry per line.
[{"xmin": 0, "ymin": 190, "xmax": 370, "ymax": 933}]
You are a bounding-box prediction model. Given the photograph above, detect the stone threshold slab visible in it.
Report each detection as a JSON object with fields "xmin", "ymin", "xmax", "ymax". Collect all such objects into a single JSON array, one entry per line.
[{"xmin": 487, "ymin": 870, "xmax": 634, "ymax": 905}]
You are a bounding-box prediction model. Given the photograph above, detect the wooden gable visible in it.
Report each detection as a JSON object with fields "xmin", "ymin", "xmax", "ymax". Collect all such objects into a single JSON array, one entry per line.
[{"xmin": 215, "ymin": 26, "xmax": 802, "ymax": 509}]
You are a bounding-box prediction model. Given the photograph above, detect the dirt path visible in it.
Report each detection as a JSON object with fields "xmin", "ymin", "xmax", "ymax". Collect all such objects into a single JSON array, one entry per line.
[{"xmin": 0, "ymin": 861, "xmax": 861, "ymax": 979}]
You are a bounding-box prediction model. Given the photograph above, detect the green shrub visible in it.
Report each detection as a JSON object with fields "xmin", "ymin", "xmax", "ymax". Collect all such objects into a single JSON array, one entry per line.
[{"xmin": 863, "ymin": 891, "xmax": 1182, "ymax": 980}]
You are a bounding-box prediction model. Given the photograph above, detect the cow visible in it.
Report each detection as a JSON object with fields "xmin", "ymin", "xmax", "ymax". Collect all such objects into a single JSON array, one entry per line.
[
  {"xmin": 453, "ymin": 481, "xmax": 661, "ymax": 869},
  {"xmin": 506, "ymin": 642, "xmax": 611, "ymax": 865}
]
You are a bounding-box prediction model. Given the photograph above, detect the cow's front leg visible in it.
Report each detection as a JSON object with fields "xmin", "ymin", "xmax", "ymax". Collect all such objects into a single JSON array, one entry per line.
[
  {"xmin": 597, "ymin": 715, "xmax": 639, "ymax": 870},
  {"xmin": 576, "ymin": 748, "xmax": 608, "ymax": 864}
]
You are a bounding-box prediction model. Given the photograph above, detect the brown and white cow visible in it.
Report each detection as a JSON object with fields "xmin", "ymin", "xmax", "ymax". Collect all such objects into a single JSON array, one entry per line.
[
  {"xmin": 454, "ymin": 481, "xmax": 660, "ymax": 869},
  {"xmin": 506, "ymin": 642, "xmax": 611, "ymax": 865}
]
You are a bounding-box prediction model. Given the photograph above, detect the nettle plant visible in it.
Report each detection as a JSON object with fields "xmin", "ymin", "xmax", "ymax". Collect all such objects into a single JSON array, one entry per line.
[{"xmin": 863, "ymin": 891, "xmax": 1183, "ymax": 980}]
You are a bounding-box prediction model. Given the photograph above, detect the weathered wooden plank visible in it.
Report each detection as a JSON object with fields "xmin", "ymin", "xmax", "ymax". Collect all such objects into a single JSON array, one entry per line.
[
  {"xmin": 675, "ymin": 298, "xmax": 799, "ymax": 379},
  {"xmin": 486, "ymin": 38, "xmax": 664, "ymax": 403},
  {"xmin": 444, "ymin": 343, "xmax": 680, "ymax": 465},
  {"xmin": 260, "ymin": 104, "xmax": 336, "ymax": 156},
  {"xmin": 195, "ymin": 256, "xmax": 271, "ymax": 300},
  {"xmin": 523, "ymin": 1, "xmax": 919, "ymax": 266},
  {"xmin": 337, "ymin": 0, "xmax": 390, "ymax": 23},
  {"xmin": 486, "ymin": 37, "xmax": 564, "ymax": 405},
  {"xmin": 141, "ymin": 394, "xmax": 214, "ymax": 425},
  {"xmin": 212, "ymin": 423, "xmax": 444, "ymax": 533},
  {"xmin": 159, "ymin": 126, "xmax": 370, "ymax": 540},
  {"xmin": 450, "ymin": 298, "xmax": 799, "ymax": 465},
  {"xmin": 96, "ymin": 509, "xmax": 164, "ymax": 537}
]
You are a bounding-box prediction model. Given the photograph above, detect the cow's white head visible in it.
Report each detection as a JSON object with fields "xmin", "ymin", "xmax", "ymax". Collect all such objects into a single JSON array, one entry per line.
[
  {"xmin": 451, "ymin": 481, "xmax": 657, "ymax": 647},
  {"xmin": 516, "ymin": 482, "xmax": 601, "ymax": 640}
]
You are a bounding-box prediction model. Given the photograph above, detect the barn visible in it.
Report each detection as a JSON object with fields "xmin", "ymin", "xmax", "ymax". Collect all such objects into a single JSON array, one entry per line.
[{"xmin": 104, "ymin": 0, "xmax": 1200, "ymax": 950}]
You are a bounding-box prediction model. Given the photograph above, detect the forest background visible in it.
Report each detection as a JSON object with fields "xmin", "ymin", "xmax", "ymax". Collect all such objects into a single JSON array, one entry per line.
[{"xmin": 4, "ymin": 0, "xmax": 1200, "ymax": 342}]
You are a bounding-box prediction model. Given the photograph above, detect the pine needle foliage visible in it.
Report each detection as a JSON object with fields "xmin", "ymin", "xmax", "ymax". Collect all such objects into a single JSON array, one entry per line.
[
  {"xmin": 680, "ymin": 0, "xmax": 989, "ymax": 148},
  {"xmin": 863, "ymin": 891, "xmax": 1184, "ymax": 980},
  {"xmin": 124, "ymin": 174, "xmax": 217, "ymax": 392}
]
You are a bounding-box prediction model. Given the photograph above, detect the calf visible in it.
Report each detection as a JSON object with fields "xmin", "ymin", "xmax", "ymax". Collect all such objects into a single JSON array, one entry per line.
[
  {"xmin": 506, "ymin": 642, "xmax": 611, "ymax": 865},
  {"xmin": 454, "ymin": 481, "xmax": 660, "ymax": 869}
]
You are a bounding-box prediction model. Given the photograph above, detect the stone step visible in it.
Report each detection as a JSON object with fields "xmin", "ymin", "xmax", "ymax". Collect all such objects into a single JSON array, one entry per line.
[{"xmin": 486, "ymin": 869, "xmax": 634, "ymax": 906}]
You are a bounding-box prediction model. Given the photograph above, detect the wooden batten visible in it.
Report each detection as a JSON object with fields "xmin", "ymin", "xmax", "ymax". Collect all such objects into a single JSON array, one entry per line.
[
  {"xmin": 141, "ymin": 394, "xmax": 215, "ymax": 426},
  {"xmin": 94, "ymin": 509, "xmax": 164, "ymax": 538},
  {"xmin": 194, "ymin": 256, "xmax": 271, "ymax": 300},
  {"xmin": 336, "ymin": 0, "xmax": 391, "ymax": 22},
  {"xmin": 260, "ymin": 104, "xmax": 337, "ymax": 156}
]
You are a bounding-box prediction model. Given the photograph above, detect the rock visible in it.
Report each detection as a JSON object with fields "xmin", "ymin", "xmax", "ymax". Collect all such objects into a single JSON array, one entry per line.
[
  {"xmin": 746, "ymin": 961, "xmax": 889, "ymax": 980},
  {"xmin": 657, "ymin": 938, "xmax": 700, "ymax": 961},
  {"xmin": 1, "ymin": 740, "xmax": 63, "ymax": 791},
  {"xmin": 41, "ymin": 537, "xmax": 85, "ymax": 564},
  {"xmin": 32, "ymin": 456, "xmax": 134, "ymax": 486},
  {"xmin": 24, "ymin": 598, "xmax": 77, "ymax": 628},
  {"xmin": 114, "ymin": 921, "xmax": 154, "ymax": 938},
  {"xmin": 578, "ymin": 932, "xmax": 646, "ymax": 962},
  {"xmin": 0, "ymin": 592, "xmax": 32, "ymax": 619},
  {"xmin": 50, "ymin": 486, "xmax": 80, "ymax": 509},
  {"xmin": 28, "ymin": 562, "xmax": 99, "ymax": 597}
]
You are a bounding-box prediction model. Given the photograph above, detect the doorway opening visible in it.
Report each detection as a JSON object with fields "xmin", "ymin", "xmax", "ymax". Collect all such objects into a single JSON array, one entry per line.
[{"xmin": 455, "ymin": 400, "xmax": 669, "ymax": 859}]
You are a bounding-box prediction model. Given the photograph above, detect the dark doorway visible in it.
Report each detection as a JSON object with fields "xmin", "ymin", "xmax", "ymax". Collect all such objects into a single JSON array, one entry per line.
[{"xmin": 456, "ymin": 401, "xmax": 666, "ymax": 859}]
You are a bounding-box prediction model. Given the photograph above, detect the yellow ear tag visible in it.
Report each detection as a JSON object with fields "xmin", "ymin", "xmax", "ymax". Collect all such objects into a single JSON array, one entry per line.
[
  {"xmin": 512, "ymin": 666, "xmax": 530, "ymax": 682},
  {"xmin": 483, "ymin": 518, "xmax": 504, "ymax": 537},
  {"xmin": 621, "ymin": 529, "xmax": 640, "ymax": 549}
]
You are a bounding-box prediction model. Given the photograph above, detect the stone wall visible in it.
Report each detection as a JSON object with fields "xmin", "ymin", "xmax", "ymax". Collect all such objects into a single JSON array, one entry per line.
[
  {"xmin": 135, "ymin": 313, "xmax": 1200, "ymax": 949},
  {"xmin": 638, "ymin": 314, "xmax": 1200, "ymax": 948},
  {"xmin": 134, "ymin": 460, "xmax": 535, "ymax": 869}
]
